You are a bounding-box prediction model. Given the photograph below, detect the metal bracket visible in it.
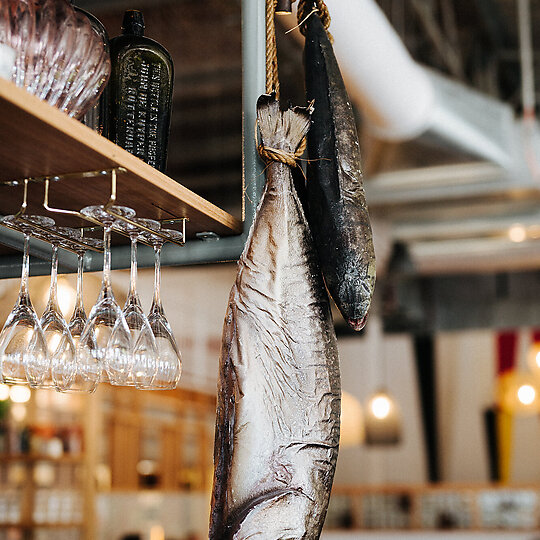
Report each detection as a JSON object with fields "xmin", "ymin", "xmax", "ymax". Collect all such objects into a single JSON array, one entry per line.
[{"xmin": 43, "ymin": 167, "xmax": 186, "ymax": 248}]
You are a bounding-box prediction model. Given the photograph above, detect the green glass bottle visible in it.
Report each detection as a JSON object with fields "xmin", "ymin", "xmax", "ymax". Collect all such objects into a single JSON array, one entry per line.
[
  {"xmin": 108, "ymin": 10, "xmax": 174, "ymax": 173},
  {"xmin": 70, "ymin": 1, "xmax": 110, "ymax": 136}
]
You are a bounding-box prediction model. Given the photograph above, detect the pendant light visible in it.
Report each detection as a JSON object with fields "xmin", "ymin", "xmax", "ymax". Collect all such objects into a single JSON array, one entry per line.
[
  {"xmin": 364, "ymin": 315, "xmax": 402, "ymax": 446},
  {"xmin": 365, "ymin": 388, "xmax": 402, "ymax": 445},
  {"xmin": 499, "ymin": 330, "xmax": 540, "ymax": 416},
  {"xmin": 499, "ymin": 371, "xmax": 540, "ymax": 415}
]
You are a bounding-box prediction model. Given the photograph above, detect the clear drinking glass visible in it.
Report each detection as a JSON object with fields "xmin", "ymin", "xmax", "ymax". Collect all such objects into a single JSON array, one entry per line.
[
  {"xmin": 0, "ymin": 216, "xmax": 50, "ymax": 386},
  {"xmin": 38, "ymin": 240, "xmax": 76, "ymax": 391},
  {"xmin": 142, "ymin": 229, "xmax": 183, "ymax": 390},
  {"xmin": 79, "ymin": 206, "xmax": 133, "ymax": 386},
  {"xmin": 67, "ymin": 236, "xmax": 103, "ymax": 393},
  {"xmin": 114, "ymin": 218, "xmax": 160, "ymax": 388}
]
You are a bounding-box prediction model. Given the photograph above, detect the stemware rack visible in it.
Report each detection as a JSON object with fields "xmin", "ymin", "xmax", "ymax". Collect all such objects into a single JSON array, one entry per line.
[
  {"xmin": 1, "ymin": 168, "xmax": 189, "ymax": 255},
  {"xmin": 0, "ymin": 0, "xmax": 266, "ymax": 278}
]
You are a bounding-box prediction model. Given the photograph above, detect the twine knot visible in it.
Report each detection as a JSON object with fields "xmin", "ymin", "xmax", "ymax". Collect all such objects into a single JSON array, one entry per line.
[{"xmin": 258, "ymin": 137, "xmax": 307, "ymax": 167}]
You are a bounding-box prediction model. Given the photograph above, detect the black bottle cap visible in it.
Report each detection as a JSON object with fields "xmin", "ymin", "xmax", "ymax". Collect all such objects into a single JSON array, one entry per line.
[{"xmin": 122, "ymin": 10, "xmax": 145, "ymax": 37}]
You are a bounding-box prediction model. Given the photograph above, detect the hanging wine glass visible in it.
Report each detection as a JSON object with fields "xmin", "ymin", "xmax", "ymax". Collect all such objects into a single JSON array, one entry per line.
[
  {"xmin": 140, "ymin": 229, "xmax": 183, "ymax": 390},
  {"xmin": 41, "ymin": 226, "xmax": 101, "ymax": 392},
  {"xmin": 38, "ymin": 238, "xmax": 76, "ymax": 391},
  {"xmin": 0, "ymin": 215, "xmax": 50, "ymax": 386},
  {"xmin": 79, "ymin": 205, "xmax": 133, "ymax": 386},
  {"xmin": 64, "ymin": 233, "xmax": 103, "ymax": 393},
  {"xmin": 114, "ymin": 218, "xmax": 160, "ymax": 388}
]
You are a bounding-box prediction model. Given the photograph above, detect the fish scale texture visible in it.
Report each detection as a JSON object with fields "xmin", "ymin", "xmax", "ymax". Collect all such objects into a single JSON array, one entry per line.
[
  {"xmin": 209, "ymin": 96, "xmax": 341, "ymax": 540},
  {"xmin": 304, "ymin": 14, "xmax": 376, "ymax": 331}
]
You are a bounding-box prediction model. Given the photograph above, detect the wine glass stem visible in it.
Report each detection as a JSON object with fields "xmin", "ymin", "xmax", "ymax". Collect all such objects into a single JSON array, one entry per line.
[
  {"xmin": 151, "ymin": 244, "xmax": 163, "ymax": 313},
  {"xmin": 74, "ymin": 252, "xmax": 84, "ymax": 313},
  {"xmin": 46, "ymin": 245, "xmax": 59, "ymax": 309},
  {"xmin": 102, "ymin": 225, "xmax": 112, "ymax": 294},
  {"xmin": 128, "ymin": 236, "xmax": 137, "ymax": 299},
  {"xmin": 19, "ymin": 234, "xmax": 30, "ymax": 300}
]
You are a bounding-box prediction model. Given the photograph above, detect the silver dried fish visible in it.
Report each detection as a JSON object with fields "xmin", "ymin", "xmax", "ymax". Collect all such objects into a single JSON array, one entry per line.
[{"xmin": 209, "ymin": 94, "xmax": 341, "ymax": 540}]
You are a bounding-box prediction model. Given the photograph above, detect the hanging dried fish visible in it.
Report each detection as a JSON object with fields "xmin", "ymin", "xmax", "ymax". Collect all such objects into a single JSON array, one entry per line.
[
  {"xmin": 209, "ymin": 94, "xmax": 340, "ymax": 539},
  {"xmin": 304, "ymin": 11, "xmax": 376, "ymax": 331}
]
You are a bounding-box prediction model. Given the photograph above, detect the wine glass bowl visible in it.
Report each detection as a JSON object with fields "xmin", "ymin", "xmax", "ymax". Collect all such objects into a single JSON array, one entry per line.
[
  {"xmin": 39, "ymin": 233, "xmax": 77, "ymax": 391},
  {"xmin": 0, "ymin": 216, "xmax": 52, "ymax": 386},
  {"xmin": 140, "ymin": 228, "xmax": 183, "ymax": 390},
  {"xmin": 115, "ymin": 218, "xmax": 160, "ymax": 388},
  {"xmin": 79, "ymin": 205, "xmax": 133, "ymax": 386}
]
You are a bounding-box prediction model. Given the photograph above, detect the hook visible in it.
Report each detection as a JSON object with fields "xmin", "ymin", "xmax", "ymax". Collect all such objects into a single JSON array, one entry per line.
[{"xmin": 13, "ymin": 178, "xmax": 29, "ymax": 219}]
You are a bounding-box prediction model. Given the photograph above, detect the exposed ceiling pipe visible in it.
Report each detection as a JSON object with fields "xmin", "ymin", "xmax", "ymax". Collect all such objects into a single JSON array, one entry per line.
[{"xmin": 286, "ymin": 0, "xmax": 516, "ymax": 169}]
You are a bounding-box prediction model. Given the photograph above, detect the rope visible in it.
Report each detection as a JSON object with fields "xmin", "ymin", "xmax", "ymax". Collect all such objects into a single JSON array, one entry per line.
[
  {"xmin": 296, "ymin": 0, "xmax": 333, "ymax": 42},
  {"xmin": 261, "ymin": 0, "xmax": 313, "ymax": 167},
  {"xmin": 258, "ymin": 137, "xmax": 307, "ymax": 167},
  {"xmin": 266, "ymin": 0, "xmax": 280, "ymax": 97}
]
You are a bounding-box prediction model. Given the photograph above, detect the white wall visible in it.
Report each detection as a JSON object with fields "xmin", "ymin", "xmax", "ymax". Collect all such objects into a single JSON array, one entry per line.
[
  {"xmin": 335, "ymin": 325, "xmax": 426, "ymax": 486},
  {"xmin": 436, "ymin": 330, "xmax": 495, "ymax": 483}
]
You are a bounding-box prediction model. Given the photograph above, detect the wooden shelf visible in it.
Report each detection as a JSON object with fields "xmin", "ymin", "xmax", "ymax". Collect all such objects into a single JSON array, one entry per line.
[{"xmin": 0, "ymin": 78, "xmax": 243, "ymax": 240}]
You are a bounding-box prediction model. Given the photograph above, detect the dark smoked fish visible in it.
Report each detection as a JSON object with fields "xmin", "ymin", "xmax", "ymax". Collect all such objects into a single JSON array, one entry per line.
[
  {"xmin": 304, "ymin": 13, "xmax": 376, "ymax": 331},
  {"xmin": 209, "ymin": 94, "xmax": 341, "ymax": 539}
]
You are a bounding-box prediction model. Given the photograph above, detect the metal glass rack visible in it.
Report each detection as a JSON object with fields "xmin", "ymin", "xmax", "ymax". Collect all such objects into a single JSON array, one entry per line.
[{"xmin": 0, "ymin": 0, "xmax": 265, "ymax": 278}]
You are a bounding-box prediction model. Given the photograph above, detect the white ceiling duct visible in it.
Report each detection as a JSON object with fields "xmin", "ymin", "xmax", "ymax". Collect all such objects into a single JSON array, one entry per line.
[
  {"xmin": 284, "ymin": 0, "xmax": 540, "ymax": 273},
  {"xmin": 288, "ymin": 0, "xmax": 517, "ymax": 170}
]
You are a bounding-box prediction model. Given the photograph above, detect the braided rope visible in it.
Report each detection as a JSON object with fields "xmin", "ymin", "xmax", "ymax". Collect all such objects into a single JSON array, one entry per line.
[{"xmin": 266, "ymin": 0, "xmax": 280, "ymax": 97}]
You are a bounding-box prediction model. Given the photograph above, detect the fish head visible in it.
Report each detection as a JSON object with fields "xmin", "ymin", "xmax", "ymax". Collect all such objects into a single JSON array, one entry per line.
[{"xmin": 337, "ymin": 257, "xmax": 376, "ymax": 331}]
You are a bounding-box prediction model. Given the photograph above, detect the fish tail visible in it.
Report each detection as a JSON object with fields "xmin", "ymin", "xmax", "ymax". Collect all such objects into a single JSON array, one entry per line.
[{"xmin": 257, "ymin": 93, "xmax": 312, "ymax": 153}]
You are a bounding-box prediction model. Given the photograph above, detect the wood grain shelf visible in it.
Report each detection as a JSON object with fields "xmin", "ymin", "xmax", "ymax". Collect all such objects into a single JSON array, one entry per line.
[{"xmin": 0, "ymin": 78, "xmax": 243, "ymax": 240}]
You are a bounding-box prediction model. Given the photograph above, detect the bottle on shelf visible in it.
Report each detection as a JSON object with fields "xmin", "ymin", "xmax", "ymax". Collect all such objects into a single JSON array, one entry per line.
[
  {"xmin": 70, "ymin": 1, "xmax": 110, "ymax": 136},
  {"xmin": 108, "ymin": 10, "xmax": 174, "ymax": 173}
]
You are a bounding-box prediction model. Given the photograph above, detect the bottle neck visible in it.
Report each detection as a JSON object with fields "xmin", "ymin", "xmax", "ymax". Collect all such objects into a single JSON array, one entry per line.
[{"xmin": 122, "ymin": 11, "xmax": 145, "ymax": 37}]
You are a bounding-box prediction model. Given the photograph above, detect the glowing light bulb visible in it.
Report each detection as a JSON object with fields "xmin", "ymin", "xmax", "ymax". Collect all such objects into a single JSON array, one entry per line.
[
  {"xmin": 370, "ymin": 395, "xmax": 391, "ymax": 419},
  {"xmin": 517, "ymin": 384, "xmax": 536, "ymax": 405},
  {"xmin": 535, "ymin": 351, "xmax": 540, "ymax": 368},
  {"xmin": 57, "ymin": 278, "xmax": 76, "ymax": 318},
  {"xmin": 0, "ymin": 384, "xmax": 9, "ymax": 401},
  {"xmin": 9, "ymin": 385, "xmax": 31, "ymax": 404},
  {"xmin": 508, "ymin": 224, "xmax": 527, "ymax": 243}
]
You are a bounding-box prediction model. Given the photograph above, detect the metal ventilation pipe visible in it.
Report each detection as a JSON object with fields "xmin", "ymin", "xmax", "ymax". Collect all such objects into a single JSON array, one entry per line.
[{"xmin": 287, "ymin": 0, "xmax": 516, "ymax": 169}]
